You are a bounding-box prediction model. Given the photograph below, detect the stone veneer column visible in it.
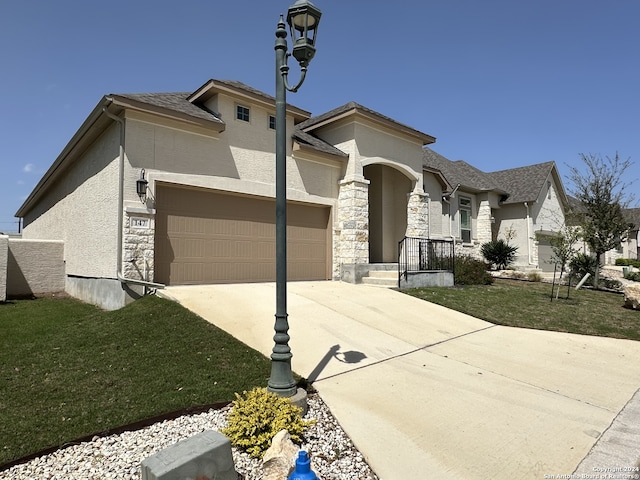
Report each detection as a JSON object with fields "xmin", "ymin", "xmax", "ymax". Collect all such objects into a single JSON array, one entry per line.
[
  {"xmin": 333, "ymin": 178, "xmax": 370, "ymax": 279},
  {"xmin": 477, "ymin": 199, "xmax": 492, "ymax": 245},
  {"xmin": 123, "ymin": 208, "xmax": 155, "ymax": 282},
  {"xmin": 406, "ymin": 191, "xmax": 429, "ymax": 238}
]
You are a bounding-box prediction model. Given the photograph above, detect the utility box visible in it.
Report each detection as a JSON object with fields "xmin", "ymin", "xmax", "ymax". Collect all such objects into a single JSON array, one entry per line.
[{"xmin": 141, "ymin": 430, "xmax": 240, "ymax": 480}]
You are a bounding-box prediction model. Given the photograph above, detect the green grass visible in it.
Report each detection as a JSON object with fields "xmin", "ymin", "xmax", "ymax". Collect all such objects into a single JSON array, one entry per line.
[
  {"xmin": 404, "ymin": 278, "xmax": 640, "ymax": 341},
  {"xmin": 0, "ymin": 295, "xmax": 272, "ymax": 467}
]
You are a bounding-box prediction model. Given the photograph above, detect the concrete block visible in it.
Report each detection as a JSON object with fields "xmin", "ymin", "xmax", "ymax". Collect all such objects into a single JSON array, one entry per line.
[{"xmin": 141, "ymin": 430, "xmax": 239, "ymax": 480}]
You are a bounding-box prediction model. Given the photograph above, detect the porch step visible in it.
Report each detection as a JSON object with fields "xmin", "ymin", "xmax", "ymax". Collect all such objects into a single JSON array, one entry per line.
[{"xmin": 361, "ymin": 269, "xmax": 398, "ymax": 288}]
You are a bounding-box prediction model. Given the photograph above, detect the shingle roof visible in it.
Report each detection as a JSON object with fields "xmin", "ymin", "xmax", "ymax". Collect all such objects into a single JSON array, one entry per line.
[
  {"xmin": 112, "ymin": 92, "xmax": 224, "ymax": 125},
  {"xmin": 298, "ymin": 102, "xmax": 435, "ymax": 144},
  {"xmin": 293, "ymin": 130, "xmax": 348, "ymax": 157},
  {"xmin": 423, "ymin": 148, "xmax": 504, "ymax": 193},
  {"xmin": 488, "ymin": 162, "xmax": 556, "ymax": 204}
]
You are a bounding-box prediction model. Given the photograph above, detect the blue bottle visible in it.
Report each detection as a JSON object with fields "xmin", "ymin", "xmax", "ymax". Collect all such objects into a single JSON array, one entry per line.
[{"xmin": 287, "ymin": 450, "xmax": 319, "ymax": 480}]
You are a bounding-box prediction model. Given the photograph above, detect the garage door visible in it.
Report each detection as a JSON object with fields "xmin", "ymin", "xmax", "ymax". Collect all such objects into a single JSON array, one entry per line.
[
  {"xmin": 536, "ymin": 236, "xmax": 556, "ymax": 273},
  {"xmin": 154, "ymin": 185, "xmax": 331, "ymax": 285}
]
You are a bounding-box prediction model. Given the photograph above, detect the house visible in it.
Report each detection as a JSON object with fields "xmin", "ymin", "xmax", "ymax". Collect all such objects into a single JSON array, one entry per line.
[
  {"xmin": 423, "ymin": 148, "xmax": 570, "ymax": 271},
  {"xmin": 15, "ymin": 78, "xmax": 571, "ymax": 309},
  {"xmin": 15, "ymin": 79, "xmax": 441, "ymax": 309}
]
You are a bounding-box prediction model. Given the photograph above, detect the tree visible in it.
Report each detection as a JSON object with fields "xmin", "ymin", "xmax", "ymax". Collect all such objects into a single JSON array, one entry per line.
[
  {"xmin": 548, "ymin": 225, "xmax": 581, "ymax": 274},
  {"xmin": 567, "ymin": 153, "xmax": 636, "ymax": 289}
]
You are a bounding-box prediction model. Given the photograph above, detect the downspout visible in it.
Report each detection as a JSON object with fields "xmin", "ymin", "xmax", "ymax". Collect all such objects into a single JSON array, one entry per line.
[
  {"xmin": 103, "ymin": 104, "xmax": 164, "ymax": 290},
  {"xmin": 442, "ymin": 184, "xmax": 460, "ymax": 241},
  {"xmin": 524, "ymin": 202, "xmax": 533, "ymax": 265}
]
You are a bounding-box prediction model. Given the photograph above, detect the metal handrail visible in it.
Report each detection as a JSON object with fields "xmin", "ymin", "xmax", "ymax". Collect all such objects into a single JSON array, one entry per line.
[{"xmin": 398, "ymin": 237, "xmax": 455, "ymax": 288}]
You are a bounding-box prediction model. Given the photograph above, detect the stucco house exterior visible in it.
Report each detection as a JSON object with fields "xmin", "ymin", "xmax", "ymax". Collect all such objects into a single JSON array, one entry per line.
[
  {"xmin": 423, "ymin": 148, "xmax": 570, "ymax": 271},
  {"xmin": 15, "ymin": 78, "xmax": 572, "ymax": 309},
  {"xmin": 15, "ymin": 79, "xmax": 440, "ymax": 309}
]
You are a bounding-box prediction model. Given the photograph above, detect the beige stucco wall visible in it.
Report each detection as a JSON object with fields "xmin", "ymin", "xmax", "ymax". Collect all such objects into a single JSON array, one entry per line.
[
  {"xmin": 423, "ymin": 173, "xmax": 444, "ymax": 238},
  {"xmin": 492, "ymin": 204, "xmax": 531, "ymax": 266},
  {"xmin": 314, "ymin": 117, "xmax": 424, "ymax": 189},
  {"xmin": 6, "ymin": 238, "xmax": 65, "ymax": 296},
  {"xmin": 532, "ymin": 175, "xmax": 565, "ymax": 233},
  {"xmin": 22, "ymin": 125, "xmax": 121, "ymax": 278},
  {"xmin": 125, "ymin": 103, "xmax": 341, "ymax": 206}
]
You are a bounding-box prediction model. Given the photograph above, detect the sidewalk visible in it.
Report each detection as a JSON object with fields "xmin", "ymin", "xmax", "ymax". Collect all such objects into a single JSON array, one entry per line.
[{"xmin": 161, "ymin": 281, "xmax": 640, "ymax": 479}]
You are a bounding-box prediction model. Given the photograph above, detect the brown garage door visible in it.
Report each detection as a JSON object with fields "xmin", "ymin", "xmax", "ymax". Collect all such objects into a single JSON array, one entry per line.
[{"xmin": 154, "ymin": 185, "xmax": 331, "ymax": 285}]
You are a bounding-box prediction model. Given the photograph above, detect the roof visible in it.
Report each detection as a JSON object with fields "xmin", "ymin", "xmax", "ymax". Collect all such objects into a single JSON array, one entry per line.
[
  {"xmin": 292, "ymin": 130, "xmax": 348, "ymax": 157},
  {"xmin": 488, "ymin": 162, "xmax": 557, "ymax": 204},
  {"xmin": 423, "ymin": 148, "xmax": 570, "ymax": 208},
  {"xmin": 298, "ymin": 102, "xmax": 436, "ymax": 145},
  {"xmin": 624, "ymin": 207, "xmax": 640, "ymax": 230},
  {"xmin": 110, "ymin": 92, "xmax": 224, "ymax": 126},
  {"xmin": 423, "ymin": 148, "xmax": 505, "ymax": 194},
  {"xmin": 187, "ymin": 78, "xmax": 310, "ymax": 122}
]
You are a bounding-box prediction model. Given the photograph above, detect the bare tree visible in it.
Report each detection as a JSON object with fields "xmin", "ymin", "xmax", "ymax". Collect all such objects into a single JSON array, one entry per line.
[{"xmin": 567, "ymin": 153, "xmax": 636, "ymax": 288}]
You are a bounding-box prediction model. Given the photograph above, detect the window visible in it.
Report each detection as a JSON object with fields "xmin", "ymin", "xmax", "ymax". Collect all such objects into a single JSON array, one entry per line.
[
  {"xmin": 236, "ymin": 105, "xmax": 250, "ymax": 122},
  {"xmin": 269, "ymin": 115, "xmax": 276, "ymax": 130},
  {"xmin": 459, "ymin": 197, "xmax": 472, "ymax": 243}
]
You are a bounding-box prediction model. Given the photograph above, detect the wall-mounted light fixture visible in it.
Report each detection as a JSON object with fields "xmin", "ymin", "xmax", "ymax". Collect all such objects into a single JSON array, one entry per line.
[{"xmin": 136, "ymin": 169, "xmax": 148, "ymax": 199}]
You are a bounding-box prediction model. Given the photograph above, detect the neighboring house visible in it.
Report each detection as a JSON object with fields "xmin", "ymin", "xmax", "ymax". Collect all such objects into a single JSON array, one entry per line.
[
  {"xmin": 423, "ymin": 148, "xmax": 570, "ymax": 272},
  {"xmin": 624, "ymin": 208, "xmax": 640, "ymax": 261},
  {"xmin": 566, "ymin": 198, "xmax": 639, "ymax": 265},
  {"xmin": 15, "ymin": 78, "xmax": 572, "ymax": 309}
]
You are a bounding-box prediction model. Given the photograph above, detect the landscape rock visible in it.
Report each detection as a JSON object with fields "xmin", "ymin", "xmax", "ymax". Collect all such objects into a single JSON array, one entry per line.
[
  {"xmin": 623, "ymin": 283, "xmax": 640, "ymax": 310},
  {"xmin": 261, "ymin": 430, "xmax": 299, "ymax": 480}
]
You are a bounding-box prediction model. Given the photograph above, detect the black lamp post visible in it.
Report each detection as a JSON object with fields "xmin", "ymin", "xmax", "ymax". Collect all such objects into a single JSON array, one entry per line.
[{"xmin": 268, "ymin": 0, "xmax": 322, "ymax": 398}]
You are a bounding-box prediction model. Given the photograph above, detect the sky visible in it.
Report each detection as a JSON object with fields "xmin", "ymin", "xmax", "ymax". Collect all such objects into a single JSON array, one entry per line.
[{"xmin": 1, "ymin": 0, "xmax": 639, "ymax": 233}]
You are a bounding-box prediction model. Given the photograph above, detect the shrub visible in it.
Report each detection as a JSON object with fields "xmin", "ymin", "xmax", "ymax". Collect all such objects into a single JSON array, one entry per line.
[
  {"xmin": 527, "ymin": 271, "xmax": 542, "ymax": 282},
  {"xmin": 454, "ymin": 255, "xmax": 493, "ymax": 285},
  {"xmin": 222, "ymin": 387, "xmax": 314, "ymax": 458},
  {"xmin": 616, "ymin": 258, "xmax": 640, "ymax": 268},
  {"xmin": 569, "ymin": 253, "xmax": 599, "ymax": 285},
  {"xmin": 624, "ymin": 271, "xmax": 640, "ymax": 282},
  {"xmin": 480, "ymin": 240, "xmax": 518, "ymax": 270}
]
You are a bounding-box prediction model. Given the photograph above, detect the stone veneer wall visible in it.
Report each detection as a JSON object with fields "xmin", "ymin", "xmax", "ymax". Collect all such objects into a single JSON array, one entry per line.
[
  {"xmin": 123, "ymin": 208, "xmax": 155, "ymax": 282},
  {"xmin": 333, "ymin": 178, "xmax": 370, "ymax": 279},
  {"xmin": 477, "ymin": 200, "xmax": 492, "ymax": 245},
  {"xmin": 406, "ymin": 191, "xmax": 429, "ymax": 238}
]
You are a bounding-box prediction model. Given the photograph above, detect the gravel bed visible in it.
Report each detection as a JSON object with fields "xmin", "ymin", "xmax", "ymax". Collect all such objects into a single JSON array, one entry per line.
[{"xmin": 0, "ymin": 394, "xmax": 378, "ymax": 480}]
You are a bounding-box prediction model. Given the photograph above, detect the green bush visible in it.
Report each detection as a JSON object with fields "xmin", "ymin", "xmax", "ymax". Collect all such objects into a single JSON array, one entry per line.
[
  {"xmin": 480, "ymin": 240, "xmax": 518, "ymax": 270},
  {"xmin": 624, "ymin": 271, "xmax": 640, "ymax": 282},
  {"xmin": 221, "ymin": 387, "xmax": 314, "ymax": 458},
  {"xmin": 616, "ymin": 258, "xmax": 640, "ymax": 268},
  {"xmin": 454, "ymin": 255, "xmax": 494, "ymax": 285},
  {"xmin": 569, "ymin": 253, "xmax": 599, "ymax": 285}
]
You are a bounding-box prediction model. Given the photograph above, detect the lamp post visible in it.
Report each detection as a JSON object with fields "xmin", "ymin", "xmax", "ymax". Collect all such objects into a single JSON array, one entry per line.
[{"xmin": 268, "ymin": 0, "xmax": 322, "ymax": 399}]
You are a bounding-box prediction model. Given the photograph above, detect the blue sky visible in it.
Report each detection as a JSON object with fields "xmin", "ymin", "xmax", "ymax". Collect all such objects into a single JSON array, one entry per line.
[{"xmin": 1, "ymin": 0, "xmax": 638, "ymax": 233}]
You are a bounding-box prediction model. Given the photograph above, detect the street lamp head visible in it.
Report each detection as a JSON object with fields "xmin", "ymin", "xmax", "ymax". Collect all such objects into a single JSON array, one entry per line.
[{"xmin": 286, "ymin": 0, "xmax": 322, "ymax": 66}]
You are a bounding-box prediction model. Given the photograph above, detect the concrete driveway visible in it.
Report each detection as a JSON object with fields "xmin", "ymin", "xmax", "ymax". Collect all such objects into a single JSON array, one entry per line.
[{"xmin": 160, "ymin": 281, "xmax": 640, "ymax": 479}]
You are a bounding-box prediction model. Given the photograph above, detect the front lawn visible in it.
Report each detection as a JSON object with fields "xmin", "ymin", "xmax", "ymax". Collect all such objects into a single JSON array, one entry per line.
[
  {"xmin": 0, "ymin": 295, "xmax": 272, "ymax": 467},
  {"xmin": 403, "ymin": 278, "xmax": 640, "ymax": 341}
]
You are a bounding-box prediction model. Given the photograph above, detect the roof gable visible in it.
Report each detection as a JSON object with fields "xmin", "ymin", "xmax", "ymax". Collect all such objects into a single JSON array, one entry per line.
[
  {"xmin": 488, "ymin": 162, "xmax": 564, "ymax": 205},
  {"xmin": 187, "ymin": 78, "xmax": 310, "ymax": 123},
  {"xmin": 299, "ymin": 102, "xmax": 436, "ymax": 145}
]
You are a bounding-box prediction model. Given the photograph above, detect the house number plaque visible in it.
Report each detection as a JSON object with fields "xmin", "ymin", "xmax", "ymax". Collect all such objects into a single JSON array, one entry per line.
[{"xmin": 130, "ymin": 217, "xmax": 150, "ymax": 229}]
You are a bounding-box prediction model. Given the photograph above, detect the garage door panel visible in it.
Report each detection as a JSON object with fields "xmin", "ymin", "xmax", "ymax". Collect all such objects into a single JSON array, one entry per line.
[{"xmin": 155, "ymin": 185, "xmax": 330, "ymax": 285}]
